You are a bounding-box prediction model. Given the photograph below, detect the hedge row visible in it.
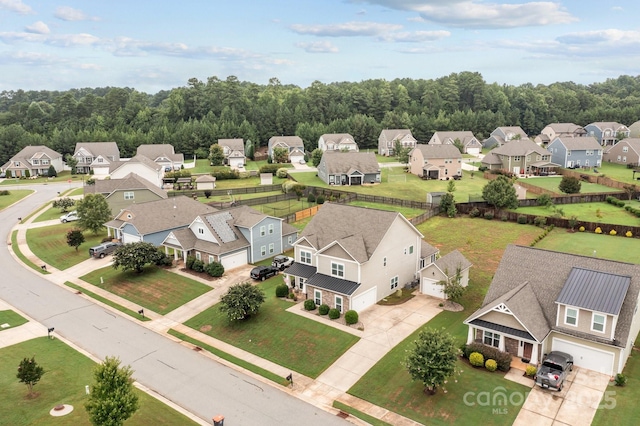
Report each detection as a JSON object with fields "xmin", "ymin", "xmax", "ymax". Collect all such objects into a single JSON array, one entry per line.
[{"xmin": 462, "ymin": 342, "xmax": 512, "ymax": 372}]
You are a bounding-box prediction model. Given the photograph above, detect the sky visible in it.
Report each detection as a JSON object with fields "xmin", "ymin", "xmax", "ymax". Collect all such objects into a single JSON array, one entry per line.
[{"xmin": 1, "ymin": 0, "xmax": 639, "ymax": 93}]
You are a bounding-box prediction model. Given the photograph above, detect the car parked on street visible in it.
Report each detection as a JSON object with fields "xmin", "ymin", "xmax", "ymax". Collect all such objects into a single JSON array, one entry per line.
[
  {"xmin": 250, "ymin": 265, "xmax": 279, "ymax": 281},
  {"xmin": 271, "ymin": 255, "xmax": 294, "ymax": 271},
  {"xmin": 534, "ymin": 351, "xmax": 573, "ymax": 391},
  {"xmin": 60, "ymin": 211, "xmax": 79, "ymax": 223},
  {"xmin": 89, "ymin": 241, "xmax": 122, "ymax": 258}
]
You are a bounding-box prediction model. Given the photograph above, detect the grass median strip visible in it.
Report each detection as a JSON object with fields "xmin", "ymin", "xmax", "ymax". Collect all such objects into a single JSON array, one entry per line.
[
  {"xmin": 64, "ymin": 281, "xmax": 150, "ymax": 321},
  {"xmin": 0, "ymin": 310, "xmax": 28, "ymax": 331},
  {"xmin": 167, "ymin": 329, "xmax": 290, "ymax": 386},
  {"xmin": 11, "ymin": 230, "xmax": 49, "ymax": 274}
]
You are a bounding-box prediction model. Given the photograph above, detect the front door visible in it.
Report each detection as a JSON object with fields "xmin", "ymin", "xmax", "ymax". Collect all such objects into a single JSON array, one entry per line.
[{"xmin": 523, "ymin": 342, "xmax": 533, "ymax": 361}]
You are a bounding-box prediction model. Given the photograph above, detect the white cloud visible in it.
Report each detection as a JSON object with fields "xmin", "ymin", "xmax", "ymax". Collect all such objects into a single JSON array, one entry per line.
[
  {"xmin": 25, "ymin": 21, "xmax": 50, "ymax": 35},
  {"xmin": 0, "ymin": 31, "xmax": 101, "ymax": 47},
  {"xmin": 379, "ymin": 30, "xmax": 450, "ymax": 42},
  {"xmin": 296, "ymin": 41, "xmax": 339, "ymax": 53},
  {"xmin": 290, "ymin": 21, "xmax": 402, "ymax": 37},
  {"xmin": 0, "ymin": 50, "xmax": 63, "ymax": 65},
  {"xmin": 77, "ymin": 63, "xmax": 102, "ymax": 70},
  {"xmin": 54, "ymin": 6, "xmax": 99, "ymax": 21},
  {"xmin": 0, "ymin": 0, "xmax": 33, "ymax": 14}
]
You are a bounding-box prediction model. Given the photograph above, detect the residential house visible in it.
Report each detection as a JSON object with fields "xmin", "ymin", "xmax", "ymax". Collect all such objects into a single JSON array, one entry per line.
[
  {"xmin": 548, "ymin": 136, "xmax": 603, "ymax": 169},
  {"xmin": 482, "ymin": 126, "xmax": 528, "ymax": 149},
  {"xmin": 72, "ymin": 142, "xmax": 120, "ymax": 177},
  {"xmin": 481, "ymin": 139, "xmax": 559, "ymax": 176},
  {"xmin": 195, "ymin": 174, "xmax": 217, "ymax": 190},
  {"xmin": 429, "ymin": 131, "xmax": 482, "ymax": 155},
  {"xmin": 136, "ymin": 144, "xmax": 184, "ymax": 171},
  {"xmin": 408, "ymin": 144, "xmax": 462, "ymax": 180},
  {"xmin": 378, "ymin": 129, "xmax": 417, "ymax": 156},
  {"xmin": 535, "ymin": 123, "xmax": 586, "ymax": 145},
  {"xmin": 603, "ymin": 138, "xmax": 640, "ymax": 166},
  {"xmin": 420, "ymin": 250, "xmax": 472, "ymax": 299},
  {"xmin": 464, "ymin": 245, "xmax": 640, "ymax": 376},
  {"xmin": 218, "ymin": 139, "xmax": 246, "ymax": 168},
  {"xmin": 1, "ymin": 146, "xmax": 64, "ymax": 178},
  {"xmin": 110, "ymin": 155, "xmax": 165, "ymax": 187},
  {"xmin": 162, "ymin": 205, "xmax": 298, "ymax": 271},
  {"xmin": 584, "ymin": 122, "xmax": 630, "ymax": 147},
  {"xmin": 317, "ymin": 133, "xmax": 358, "ymax": 152},
  {"xmin": 268, "ymin": 136, "xmax": 305, "ymax": 164},
  {"xmin": 628, "ymin": 120, "xmax": 640, "ymax": 138},
  {"xmin": 316, "ymin": 152, "xmax": 380, "ymax": 185},
  {"xmin": 84, "ymin": 173, "xmax": 168, "ymax": 215},
  {"xmin": 105, "ymin": 196, "xmax": 217, "ymax": 245}
]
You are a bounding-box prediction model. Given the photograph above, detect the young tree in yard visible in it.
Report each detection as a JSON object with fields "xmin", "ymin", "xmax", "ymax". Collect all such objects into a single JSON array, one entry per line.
[
  {"xmin": 310, "ymin": 148, "xmax": 323, "ymax": 167},
  {"xmin": 219, "ymin": 282, "xmax": 266, "ymax": 321},
  {"xmin": 482, "ymin": 175, "xmax": 518, "ymax": 211},
  {"xmin": 272, "ymin": 147, "xmax": 289, "ymax": 163},
  {"xmin": 66, "ymin": 228, "xmax": 85, "ymax": 251},
  {"xmin": 17, "ymin": 356, "xmax": 45, "ymax": 397},
  {"xmin": 85, "ymin": 356, "xmax": 139, "ymax": 426},
  {"xmin": 623, "ymin": 184, "xmax": 637, "ymax": 201},
  {"xmin": 245, "ymin": 139, "xmax": 254, "ymax": 160},
  {"xmin": 439, "ymin": 192, "xmax": 457, "ymax": 218},
  {"xmin": 47, "ymin": 165, "xmax": 57, "ymax": 177},
  {"xmin": 65, "ymin": 154, "xmax": 78, "ymax": 174},
  {"xmin": 393, "ymin": 139, "xmax": 411, "ymax": 164},
  {"xmin": 558, "ymin": 176, "xmax": 581, "ymax": 194},
  {"xmin": 438, "ymin": 266, "xmax": 464, "ymax": 303},
  {"xmin": 404, "ymin": 329, "xmax": 459, "ymax": 395},
  {"xmin": 76, "ymin": 194, "xmax": 111, "ymax": 235},
  {"xmin": 209, "ymin": 143, "xmax": 225, "ymax": 166},
  {"xmin": 53, "ymin": 197, "xmax": 75, "ymax": 212},
  {"xmin": 112, "ymin": 242, "xmax": 162, "ymax": 273}
]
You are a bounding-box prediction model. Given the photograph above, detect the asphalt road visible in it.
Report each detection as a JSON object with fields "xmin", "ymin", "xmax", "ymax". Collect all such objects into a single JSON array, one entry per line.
[{"xmin": 0, "ymin": 183, "xmax": 347, "ymax": 426}]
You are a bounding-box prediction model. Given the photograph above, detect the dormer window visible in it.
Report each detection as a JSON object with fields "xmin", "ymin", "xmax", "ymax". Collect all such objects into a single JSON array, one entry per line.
[
  {"xmin": 592, "ymin": 313, "xmax": 606, "ymax": 333},
  {"xmin": 565, "ymin": 307, "xmax": 578, "ymax": 326}
]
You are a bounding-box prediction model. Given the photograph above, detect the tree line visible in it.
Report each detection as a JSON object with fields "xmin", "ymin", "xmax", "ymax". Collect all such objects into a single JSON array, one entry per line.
[{"xmin": 2, "ymin": 72, "xmax": 640, "ymax": 166}]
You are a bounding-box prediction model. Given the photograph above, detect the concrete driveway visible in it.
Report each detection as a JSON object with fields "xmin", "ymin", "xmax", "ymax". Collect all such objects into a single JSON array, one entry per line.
[{"xmin": 513, "ymin": 367, "xmax": 611, "ymax": 426}]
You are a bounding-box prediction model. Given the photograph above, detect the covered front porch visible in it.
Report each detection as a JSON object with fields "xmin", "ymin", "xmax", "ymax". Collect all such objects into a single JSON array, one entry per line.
[{"xmin": 467, "ymin": 319, "xmax": 541, "ymax": 365}]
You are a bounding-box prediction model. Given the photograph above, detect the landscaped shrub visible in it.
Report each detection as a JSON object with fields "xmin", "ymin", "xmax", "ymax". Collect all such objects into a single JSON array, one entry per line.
[
  {"xmin": 595, "ymin": 227, "xmax": 603, "ymax": 234},
  {"xmin": 626, "ymin": 231, "xmax": 633, "ymax": 237},
  {"xmin": 211, "ymin": 169, "xmax": 240, "ymax": 180},
  {"xmin": 533, "ymin": 216, "xmax": 547, "ymax": 227},
  {"xmin": 579, "ymin": 226, "xmax": 585, "ymax": 232},
  {"xmin": 328, "ymin": 308, "xmax": 340, "ymax": 319},
  {"xmin": 191, "ymin": 259, "xmax": 205, "ymax": 273},
  {"xmin": 500, "ymin": 213, "xmax": 508, "ymax": 222},
  {"xmin": 155, "ymin": 252, "xmax": 173, "ymax": 267},
  {"xmin": 316, "ymin": 195, "xmax": 325, "ymax": 204},
  {"xmin": 303, "ymin": 300, "xmax": 316, "ymax": 311},
  {"xmin": 259, "ymin": 164, "xmax": 281, "ymax": 175},
  {"xmin": 485, "ymin": 359, "xmax": 497, "ymax": 372},
  {"xmin": 203, "ymin": 190, "xmax": 212, "ymax": 199},
  {"xmin": 276, "ymin": 168, "xmax": 289, "ymax": 179},
  {"xmin": 307, "ymin": 193, "xmax": 316, "ymax": 203},
  {"xmin": 289, "ymin": 292, "xmax": 297, "ymax": 301},
  {"xmin": 318, "ymin": 304, "xmax": 330, "ymax": 315},
  {"xmin": 464, "ymin": 342, "xmax": 512, "ymax": 371},
  {"xmin": 469, "ymin": 207, "xmax": 481, "ymax": 218},
  {"xmin": 275, "ymin": 284, "xmax": 289, "ymax": 298},
  {"xmin": 525, "ymin": 365, "xmax": 537, "ymax": 377},
  {"xmin": 517, "ymin": 215, "xmax": 528, "ymax": 224},
  {"xmin": 615, "ymin": 373, "xmax": 628, "ymax": 387},
  {"xmin": 469, "ymin": 352, "xmax": 485, "ymax": 367},
  {"xmin": 344, "ymin": 310, "xmax": 358, "ymax": 325},
  {"xmin": 610, "ymin": 229, "xmax": 617, "ymax": 235},
  {"xmin": 205, "ymin": 261, "xmax": 225, "ymax": 277},
  {"xmin": 185, "ymin": 255, "xmax": 196, "ymax": 270},
  {"xmin": 483, "ymin": 211, "xmax": 494, "ymax": 220}
]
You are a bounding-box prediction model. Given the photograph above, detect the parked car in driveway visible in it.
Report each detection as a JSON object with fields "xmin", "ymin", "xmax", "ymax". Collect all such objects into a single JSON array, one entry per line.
[
  {"xmin": 250, "ymin": 265, "xmax": 279, "ymax": 281},
  {"xmin": 89, "ymin": 241, "xmax": 122, "ymax": 258},
  {"xmin": 60, "ymin": 211, "xmax": 79, "ymax": 223},
  {"xmin": 271, "ymin": 255, "xmax": 294, "ymax": 271},
  {"xmin": 535, "ymin": 351, "xmax": 573, "ymax": 391}
]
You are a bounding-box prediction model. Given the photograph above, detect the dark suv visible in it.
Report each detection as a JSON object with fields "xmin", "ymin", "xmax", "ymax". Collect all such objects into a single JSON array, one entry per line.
[{"xmin": 250, "ymin": 265, "xmax": 279, "ymax": 281}]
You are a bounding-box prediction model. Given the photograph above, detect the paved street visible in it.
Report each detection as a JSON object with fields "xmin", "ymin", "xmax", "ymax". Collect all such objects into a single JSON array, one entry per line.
[{"xmin": 0, "ymin": 183, "xmax": 348, "ymax": 426}]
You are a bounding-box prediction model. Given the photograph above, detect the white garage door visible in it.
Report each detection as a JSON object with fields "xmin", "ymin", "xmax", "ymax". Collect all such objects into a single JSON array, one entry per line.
[
  {"xmin": 422, "ymin": 278, "xmax": 444, "ymax": 298},
  {"xmin": 352, "ymin": 287, "xmax": 377, "ymax": 312},
  {"xmin": 467, "ymin": 148, "xmax": 480, "ymax": 156},
  {"xmin": 221, "ymin": 251, "xmax": 247, "ymax": 271},
  {"xmin": 552, "ymin": 337, "xmax": 615, "ymax": 376},
  {"xmin": 122, "ymin": 233, "xmax": 141, "ymax": 244},
  {"xmin": 290, "ymin": 154, "xmax": 304, "ymax": 164}
]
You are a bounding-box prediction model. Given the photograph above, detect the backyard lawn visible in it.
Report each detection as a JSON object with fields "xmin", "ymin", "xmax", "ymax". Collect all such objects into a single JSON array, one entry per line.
[
  {"xmin": 184, "ymin": 277, "xmax": 360, "ymax": 378},
  {"xmin": 347, "ymin": 201, "xmax": 425, "ymax": 219},
  {"xmin": 0, "ymin": 189, "xmax": 33, "ymax": 210},
  {"xmin": 26, "ymin": 224, "xmax": 107, "ymax": 270},
  {"xmin": 514, "ymin": 201, "xmax": 640, "ymax": 227},
  {"xmin": 0, "ymin": 310, "xmax": 28, "ymax": 331},
  {"xmin": 80, "ymin": 266, "xmax": 211, "ymax": 315},
  {"xmin": 522, "ymin": 176, "xmax": 622, "ymax": 194},
  {"xmin": 579, "ymin": 161, "xmax": 640, "ymax": 185},
  {"xmin": 0, "ymin": 337, "xmax": 197, "ymax": 425}
]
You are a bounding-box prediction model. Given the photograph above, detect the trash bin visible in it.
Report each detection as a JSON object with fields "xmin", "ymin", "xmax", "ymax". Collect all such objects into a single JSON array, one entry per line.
[{"xmin": 212, "ymin": 415, "xmax": 224, "ymax": 426}]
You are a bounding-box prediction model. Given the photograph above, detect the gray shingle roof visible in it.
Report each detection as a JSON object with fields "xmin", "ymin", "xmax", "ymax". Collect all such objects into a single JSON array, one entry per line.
[
  {"xmin": 136, "ymin": 144, "xmax": 183, "ymax": 163},
  {"xmin": 556, "ymin": 267, "xmax": 630, "ymax": 315},
  {"xmin": 552, "ymin": 136, "xmax": 602, "ymax": 150},
  {"xmin": 469, "ymin": 319, "xmax": 535, "ymax": 341},
  {"xmin": 320, "ymin": 133, "xmax": 355, "ymax": 144},
  {"xmin": 321, "ymin": 152, "xmax": 379, "ymax": 175},
  {"xmin": 85, "ymin": 173, "xmax": 167, "ymax": 199},
  {"xmin": 111, "ymin": 154, "xmax": 163, "ymax": 173},
  {"xmin": 218, "ymin": 139, "xmax": 245, "ymax": 152},
  {"xmin": 380, "ymin": 129, "xmax": 414, "ymax": 141},
  {"xmin": 490, "ymin": 138, "xmax": 547, "ymax": 157},
  {"xmin": 421, "ymin": 241, "xmax": 439, "ymax": 259},
  {"xmin": 411, "ymin": 144, "xmax": 462, "ymax": 159},
  {"xmin": 605, "ymin": 138, "xmax": 640, "ymax": 155},
  {"xmin": 435, "ymin": 250, "xmax": 472, "ymax": 275},
  {"xmin": 268, "ymin": 136, "xmax": 304, "ymax": 149},
  {"xmin": 74, "ymin": 142, "xmax": 120, "ymax": 159},
  {"xmin": 432, "ymin": 131, "xmax": 478, "ymax": 145},
  {"xmin": 307, "ymin": 273, "xmax": 360, "ymax": 296}
]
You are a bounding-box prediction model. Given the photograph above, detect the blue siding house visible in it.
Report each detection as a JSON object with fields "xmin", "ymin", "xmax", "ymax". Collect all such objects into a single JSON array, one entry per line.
[
  {"xmin": 584, "ymin": 122, "xmax": 630, "ymax": 147},
  {"xmin": 548, "ymin": 136, "xmax": 603, "ymax": 169}
]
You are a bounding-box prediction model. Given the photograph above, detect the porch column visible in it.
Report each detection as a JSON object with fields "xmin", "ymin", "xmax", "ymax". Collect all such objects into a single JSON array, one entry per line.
[
  {"xmin": 467, "ymin": 326, "xmax": 475, "ymax": 344},
  {"xmin": 531, "ymin": 344, "xmax": 540, "ymax": 365},
  {"xmin": 498, "ymin": 336, "xmax": 506, "ymax": 352}
]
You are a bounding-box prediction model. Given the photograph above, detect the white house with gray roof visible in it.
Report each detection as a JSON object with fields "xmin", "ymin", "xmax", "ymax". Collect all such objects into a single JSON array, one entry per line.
[
  {"xmin": 429, "ymin": 131, "xmax": 482, "ymax": 155},
  {"xmin": 317, "ymin": 151, "xmax": 380, "ymax": 185},
  {"xmin": 136, "ymin": 144, "xmax": 184, "ymax": 171},
  {"xmin": 73, "ymin": 142, "xmax": 120, "ymax": 176},
  {"xmin": 110, "ymin": 155, "xmax": 165, "ymax": 187},
  {"xmin": 268, "ymin": 136, "xmax": 305, "ymax": 163},
  {"xmin": 1, "ymin": 146, "xmax": 64, "ymax": 178},
  {"xmin": 318, "ymin": 133, "xmax": 358, "ymax": 152},
  {"xmin": 378, "ymin": 129, "xmax": 416, "ymax": 156},
  {"xmin": 218, "ymin": 139, "xmax": 246, "ymax": 169},
  {"xmin": 465, "ymin": 245, "xmax": 640, "ymax": 376}
]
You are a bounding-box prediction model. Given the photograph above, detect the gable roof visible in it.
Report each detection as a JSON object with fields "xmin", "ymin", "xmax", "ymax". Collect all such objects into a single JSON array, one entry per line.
[
  {"xmin": 551, "ymin": 136, "xmax": 602, "ymax": 150},
  {"xmin": 435, "ymin": 250, "xmax": 473, "ymax": 275},
  {"xmin": 268, "ymin": 136, "xmax": 304, "ymax": 149},
  {"xmin": 218, "ymin": 138, "xmax": 245, "ymax": 152},
  {"xmin": 481, "ymin": 152, "xmax": 502, "ymax": 165},
  {"xmin": 320, "ymin": 133, "xmax": 356, "ymax": 144},
  {"xmin": 606, "ymin": 138, "xmax": 640, "ymax": 155},
  {"xmin": 587, "ymin": 122, "xmax": 628, "ymax": 131},
  {"xmin": 411, "ymin": 144, "xmax": 462, "ymax": 159},
  {"xmin": 490, "ymin": 138, "xmax": 547, "ymax": 157},
  {"xmin": 545, "ymin": 123, "xmax": 585, "ymax": 134},
  {"xmin": 494, "ymin": 126, "xmax": 527, "ymax": 138},
  {"xmin": 10, "ymin": 145, "xmax": 62, "ymax": 161},
  {"xmin": 379, "ymin": 129, "xmax": 415, "ymax": 141},
  {"xmin": 85, "ymin": 173, "xmax": 167, "ymax": 198},
  {"xmin": 74, "ymin": 142, "xmax": 120, "ymax": 159},
  {"xmin": 321, "ymin": 152, "xmax": 379, "ymax": 174},
  {"xmin": 432, "ymin": 131, "xmax": 478, "ymax": 145},
  {"xmin": 112, "ymin": 154, "xmax": 163, "ymax": 173},
  {"xmin": 556, "ymin": 267, "xmax": 630, "ymax": 316}
]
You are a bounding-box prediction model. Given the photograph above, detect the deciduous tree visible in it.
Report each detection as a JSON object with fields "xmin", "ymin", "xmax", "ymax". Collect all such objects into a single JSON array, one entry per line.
[
  {"xmin": 219, "ymin": 282, "xmax": 265, "ymax": 321},
  {"xmin": 17, "ymin": 356, "xmax": 45, "ymax": 397},
  {"xmin": 310, "ymin": 148, "xmax": 323, "ymax": 167},
  {"xmin": 53, "ymin": 197, "xmax": 75, "ymax": 212},
  {"xmin": 76, "ymin": 193, "xmax": 111, "ymax": 235},
  {"xmin": 112, "ymin": 241, "xmax": 162, "ymax": 273},
  {"xmin": 209, "ymin": 143, "xmax": 225, "ymax": 166},
  {"xmin": 404, "ymin": 329, "xmax": 459, "ymax": 395},
  {"xmin": 66, "ymin": 228, "xmax": 85, "ymax": 251},
  {"xmin": 558, "ymin": 176, "xmax": 581, "ymax": 194},
  {"xmin": 482, "ymin": 175, "xmax": 518, "ymax": 211}
]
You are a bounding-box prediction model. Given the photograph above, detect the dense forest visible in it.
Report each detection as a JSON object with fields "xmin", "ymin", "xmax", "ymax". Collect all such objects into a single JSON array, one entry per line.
[{"xmin": 1, "ymin": 72, "xmax": 640, "ymax": 166}]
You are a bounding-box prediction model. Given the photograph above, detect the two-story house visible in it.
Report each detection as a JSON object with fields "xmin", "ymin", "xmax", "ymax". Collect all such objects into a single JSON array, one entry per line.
[
  {"xmin": 84, "ymin": 173, "xmax": 168, "ymax": 215},
  {"xmin": 110, "ymin": 154, "xmax": 165, "ymax": 187},
  {"xmin": 535, "ymin": 123, "xmax": 587, "ymax": 145},
  {"xmin": 548, "ymin": 136, "xmax": 603, "ymax": 169},
  {"xmin": 161, "ymin": 205, "xmax": 298, "ymax": 271},
  {"xmin": 267, "ymin": 136, "xmax": 305, "ymax": 164},
  {"xmin": 481, "ymin": 138, "xmax": 559, "ymax": 176},
  {"xmin": 73, "ymin": 142, "xmax": 120, "ymax": 176},
  {"xmin": 482, "ymin": 126, "xmax": 528, "ymax": 149},
  {"xmin": 136, "ymin": 144, "xmax": 184, "ymax": 171},
  {"xmin": 603, "ymin": 138, "xmax": 640, "ymax": 166},
  {"xmin": 217, "ymin": 139, "xmax": 246, "ymax": 169},
  {"xmin": 584, "ymin": 122, "xmax": 630, "ymax": 147},
  {"xmin": 429, "ymin": 131, "xmax": 482, "ymax": 155},
  {"xmin": 1, "ymin": 146, "xmax": 64, "ymax": 178},
  {"xmin": 378, "ymin": 129, "xmax": 417, "ymax": 156},
  {"xmin": 317, "ymin": 133, "xmax": 358, "ymax": 152},
  {"xmin": 408, "ymin": 144, "xmax": 462, "ymax": 180},
  {"xmin": 465, "ymin": 245, "xmax": 640, "ymax": 376},
  {"xmin": 316, "ymin": 152, "xmax": 380, "ymax": 185}
]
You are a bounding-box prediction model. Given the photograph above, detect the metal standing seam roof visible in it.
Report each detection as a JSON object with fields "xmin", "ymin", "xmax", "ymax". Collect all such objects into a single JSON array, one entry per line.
[
  {"xmin": 468, "ymin": 319, "xmax": 535, "ymax": 341},
  {"xmin": 556, "ymin": 267, "xmax": 631, "ymax": 315},
  {"xmin": 285, "ymin": 263, "xmax": 317, "ymax": 279},
  {"xmin": 307, "ymin": 273, "xmax": 360, "ymax": 296}
]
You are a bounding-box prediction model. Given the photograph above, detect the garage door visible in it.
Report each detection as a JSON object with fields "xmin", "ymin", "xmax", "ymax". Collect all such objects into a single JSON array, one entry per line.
[
  {"xmin": 352, "ymin": 287, "xmax": 377, "ymax": 312},
  {"xmin": 552, "ymin": 337, "xmax": 615, "ymax": 376},
  {"xmin": 422, "ymin": 278, "xmax": 444, "ymax": 298},
  {"xmin": 221, "ymin": 250, "xmax": 247, "ymax": 271},
  {"xmin": 122, "ymin": 233, "xmax": 141, "ymax": 244},
  {"xmin": 467, "ymin": 148, "xmax": 480, "ymax": 156}
]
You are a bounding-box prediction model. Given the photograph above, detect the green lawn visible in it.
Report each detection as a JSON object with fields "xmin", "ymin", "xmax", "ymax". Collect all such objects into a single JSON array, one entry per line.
[
  {"xmin": 514, "ymin": 202, "xmax": 640, "ymax": 226},
  {"xmin": 26, "ymin": 224, "xmax": 107, "ymax": 270},
  {"xmin": 184, "ymin": 277, "xmax": 360, "ymax": 378},
  {"xmin": 534, "ymin": 228, "xmax": 640, "ymax": 263},
  {"xmin": 33, "ymin": 205, "xmax": 71, "ymax": 223},
  {"xmin": 0, "ymin": 337, "xmax": 197, "ymax": 425},
  {"xmin": 347, "ymin": 201, "xmax": 426, "ymax": 219},
  {"xmin": 12, "ymin": 230, "xmax": 50, "ymax": 275},
  {"xmin": 0, "ymin": 171, "xmax": 84, "ymax": 186},
  {"xmin": 522, "ymin": 176, "xmax": 622, "ymax": 194},
  {"xmin": 212, "ymin": 175, "xmax": 288, "ymax": 190},
  {"xmin": 0, "ymin": 310, "xmax": 28, "ymax": 331},
  {"xmin": 198, "ymin": 190, "xmax": 283, "ymax": 204},
  {"xmin": 64, "ymin": 282, "xmax": 150, "ymax": 322},
  {"xmin": 184, "ymin": 158, "xmax": 212, "ymax": 173},
  {"xmin": 579, "ymin": 161, "xmax": 640, "ymax": 185},
  {"xmin": 0, "ymin": 190, "xmax": 33, "ymax": 210},
  {"xmin": 80, "ymin": 266, "xmax": 211, "ymax": 315}
]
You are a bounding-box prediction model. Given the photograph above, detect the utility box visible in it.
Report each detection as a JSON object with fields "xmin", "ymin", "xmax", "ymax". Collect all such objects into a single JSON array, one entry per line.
[{"xmin": 213, "ymin": 415, "xmax": 224, "ymax": 426}]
